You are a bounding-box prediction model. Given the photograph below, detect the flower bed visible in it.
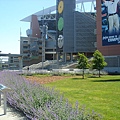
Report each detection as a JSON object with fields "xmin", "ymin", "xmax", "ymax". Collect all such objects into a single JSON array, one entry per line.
[{"xmin": 0, "ymin": 71, "xmax": 102, "ymax": 120}]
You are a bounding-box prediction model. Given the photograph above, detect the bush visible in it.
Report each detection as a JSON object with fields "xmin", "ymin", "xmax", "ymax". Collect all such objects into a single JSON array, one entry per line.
[{"xmin": 0, "ymin": 71, "xmax": 102, "ymax": 120}]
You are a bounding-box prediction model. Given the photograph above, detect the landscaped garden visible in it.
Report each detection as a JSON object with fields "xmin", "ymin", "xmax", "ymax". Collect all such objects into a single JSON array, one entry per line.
[
  {"xmin": 27, "ymin": 73, "xmax": 120, "ymax": 120},
  {"xmin": 45, "ymin": 74, "xmax": 120, "ymax": 120},
  {"xmin": 0, "ymin": 70, "xmax": 119, "ymax": 120},
  {"xmin": 0, "ymin": 71, "xmax": 102, "ymax": 120}
]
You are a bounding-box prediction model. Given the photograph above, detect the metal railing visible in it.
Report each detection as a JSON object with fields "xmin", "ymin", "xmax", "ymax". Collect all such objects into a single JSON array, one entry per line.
[{"xmin": 0, "ymin": 84, "xmax": 11, "ymax": 115}]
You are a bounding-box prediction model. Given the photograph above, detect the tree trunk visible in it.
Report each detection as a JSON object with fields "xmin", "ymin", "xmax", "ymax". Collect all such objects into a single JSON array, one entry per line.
[
  {"xmin": 99, "ymin": 69, "xmax": 100, "ymax": 77},
  {"xmin": 82, "ymin": 69, "xmax": 84, "ymax": 79}
]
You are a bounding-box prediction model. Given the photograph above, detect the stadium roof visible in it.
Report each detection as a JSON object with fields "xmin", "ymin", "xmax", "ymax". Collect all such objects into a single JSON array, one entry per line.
[{"xmin": 21, "ymin": 0, "xmax": 95, "ymax": 22}]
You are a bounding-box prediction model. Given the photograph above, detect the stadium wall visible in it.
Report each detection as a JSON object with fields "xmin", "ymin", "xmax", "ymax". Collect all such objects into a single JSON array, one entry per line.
[{"xmin": 96, "ymin": 0, "xmax": 120, "ymax": 56}]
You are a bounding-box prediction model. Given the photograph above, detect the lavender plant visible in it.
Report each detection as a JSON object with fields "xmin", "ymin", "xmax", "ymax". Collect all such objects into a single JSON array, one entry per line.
[{"xmin": 0, "ymin": 71, "xmax": 102, "ymax": 120}]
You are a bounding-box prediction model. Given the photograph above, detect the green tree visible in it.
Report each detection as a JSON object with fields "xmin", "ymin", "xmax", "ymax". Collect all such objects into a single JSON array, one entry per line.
[
  {"xmin": 92, "ymin": 50, "xmax": 107, "ymax": 77},
  {"xmin": 77, "ymin": 53, "xmax": 89, "ymax": 79}
]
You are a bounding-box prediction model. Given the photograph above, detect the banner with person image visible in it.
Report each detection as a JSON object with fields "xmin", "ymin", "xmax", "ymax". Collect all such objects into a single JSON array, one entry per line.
[{"xmin": 101, "ymin": 0, "xmax": 120, "ymax": 46}]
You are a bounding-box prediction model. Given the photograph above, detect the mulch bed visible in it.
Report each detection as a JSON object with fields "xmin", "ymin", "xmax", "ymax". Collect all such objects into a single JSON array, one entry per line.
[{"xmin": 25, "ymin": 76, "xmax": 73, "ymax": 84}]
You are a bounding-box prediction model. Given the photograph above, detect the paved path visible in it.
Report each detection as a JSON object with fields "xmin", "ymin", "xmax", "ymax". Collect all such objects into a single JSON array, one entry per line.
[{"xmin": 0, "ymin": 95, "xmax": 28, "ymax": 120}]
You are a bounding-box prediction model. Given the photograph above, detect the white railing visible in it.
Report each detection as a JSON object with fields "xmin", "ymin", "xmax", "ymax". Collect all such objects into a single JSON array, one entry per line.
[{"xmin": 0, "ymin": 84, "xmax": 11, "ymax": 115}]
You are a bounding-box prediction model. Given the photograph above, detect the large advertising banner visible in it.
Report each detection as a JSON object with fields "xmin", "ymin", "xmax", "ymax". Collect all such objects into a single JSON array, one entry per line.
[
  {"xmin": 56, "ymin": 0, "xmax": 64, "ymax": 52},
  {"xmin": 101, "ymin": 0, "xmax": 120, "ymax": 46}
]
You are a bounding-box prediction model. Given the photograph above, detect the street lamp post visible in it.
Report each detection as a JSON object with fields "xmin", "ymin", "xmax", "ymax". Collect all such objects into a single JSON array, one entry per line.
[{"xmin": 42, "ymin": 24, "xmax": 48, "ymax": 69}]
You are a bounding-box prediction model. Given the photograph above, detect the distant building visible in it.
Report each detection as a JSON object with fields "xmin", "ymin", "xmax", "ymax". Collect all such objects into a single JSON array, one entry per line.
[{"xmin": 0, "ymin": 53, "xmax": 23, "ymax": 70}]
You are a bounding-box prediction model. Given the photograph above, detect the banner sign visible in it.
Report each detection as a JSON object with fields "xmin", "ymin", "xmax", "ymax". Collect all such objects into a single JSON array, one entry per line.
[
  {"xmin": 56, "ymin": 0, "xmax": 64, "ymax": 52},
  {"xmin": 101, "ymin": 0, "xmax": 120, "ymax": 46}
]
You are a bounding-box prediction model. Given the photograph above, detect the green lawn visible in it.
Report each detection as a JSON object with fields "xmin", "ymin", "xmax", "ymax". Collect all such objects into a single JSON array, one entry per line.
[{"xmin": 45, "ymin": 75, "xmax": 120, "ymax": 120}]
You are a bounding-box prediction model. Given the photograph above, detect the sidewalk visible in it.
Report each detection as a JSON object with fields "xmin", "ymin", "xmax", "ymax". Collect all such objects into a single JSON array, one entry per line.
[{"xmin": 0, "ymin": 95, "xmax": 28, "ymax": 120}]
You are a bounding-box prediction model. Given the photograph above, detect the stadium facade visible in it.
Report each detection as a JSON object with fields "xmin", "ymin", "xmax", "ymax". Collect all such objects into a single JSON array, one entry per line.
[
  {"xmin": 20, "ymin": 0, "xmax": 96, "ymax": 67},
  {"xmin": 20, "ymin": 0, "xmax": 120, "ymax": 72}
]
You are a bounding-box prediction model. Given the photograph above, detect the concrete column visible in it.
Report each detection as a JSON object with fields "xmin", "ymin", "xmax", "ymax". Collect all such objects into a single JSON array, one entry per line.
[
  {"xmin": 62, "ymin": 53, "xmax": 65, "ymax": 62},
  {"xmin": 70, "ymin": 53, "xmax": 73, "ymax": 62},
  {"xmin": 8, "ymin": 56, "xmax": 10, "ymax": 69},
  {"xmin": 57, "ymin": 53, "xmax": 59, "ymax": 69},
  {"xmin": 63, "ymin": 53, "xmax": 67, "ymax": 62},
  {"xmin": 18, "ymin": 56, "xmax": 23, "ymax": 70}
]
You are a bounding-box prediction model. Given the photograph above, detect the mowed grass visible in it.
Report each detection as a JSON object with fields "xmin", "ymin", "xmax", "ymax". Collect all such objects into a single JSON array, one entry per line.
[{"xmin": 45, "ymin": 75, "xmax": 120, "ymax": 120}]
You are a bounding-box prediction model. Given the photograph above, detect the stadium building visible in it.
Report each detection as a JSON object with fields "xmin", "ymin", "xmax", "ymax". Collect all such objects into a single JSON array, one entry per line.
[
  {"xmin": 20, "ymin": 0, "xmax": 96, "ymax": 67},
  {"xmin": 20, "ymin": 0, "xmax": 120, "ymax": 72}
]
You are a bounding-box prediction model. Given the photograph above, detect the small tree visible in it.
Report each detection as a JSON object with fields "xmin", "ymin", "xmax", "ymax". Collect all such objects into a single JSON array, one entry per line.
[
  {"xmin": 77, "ymin": 53, "xmax": 89, "ymax": 79},
  {"xmin": 92, "ymin": 50, "xmax": 107, "ymax": 77}
]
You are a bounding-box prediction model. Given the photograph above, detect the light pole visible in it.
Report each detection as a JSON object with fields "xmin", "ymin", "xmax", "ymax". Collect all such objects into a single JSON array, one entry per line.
[{"xmin": 42, "ymin": 24, "xmax": 48, "ymax": 69}]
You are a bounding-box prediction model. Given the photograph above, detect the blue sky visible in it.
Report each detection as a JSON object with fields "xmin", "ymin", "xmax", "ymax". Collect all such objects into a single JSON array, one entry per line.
[
  {"xmin": 0, "ymin": 0, "xmax": 94, "ymax": 54},
  {"xmin": 0, "ymin": 0, "xmax": 56, "ymax": 54}
]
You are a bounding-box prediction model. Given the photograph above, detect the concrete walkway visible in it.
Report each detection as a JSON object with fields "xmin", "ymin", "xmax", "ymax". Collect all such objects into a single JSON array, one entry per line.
[{"xmin": 0, "ymin": 95, "xmax": 28, "ymax": 120}]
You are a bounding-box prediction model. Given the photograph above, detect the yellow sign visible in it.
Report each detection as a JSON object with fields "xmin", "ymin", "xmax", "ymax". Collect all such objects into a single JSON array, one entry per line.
[{"xmin": 58, "ymin": 1, "xmax": 64, "ymax": 14}]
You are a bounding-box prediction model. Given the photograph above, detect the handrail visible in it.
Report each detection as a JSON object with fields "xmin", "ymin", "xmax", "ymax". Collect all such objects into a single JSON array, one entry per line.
[{"xmin": 0, "ymin": 84, "xmax": 11, "ymax": 115}]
